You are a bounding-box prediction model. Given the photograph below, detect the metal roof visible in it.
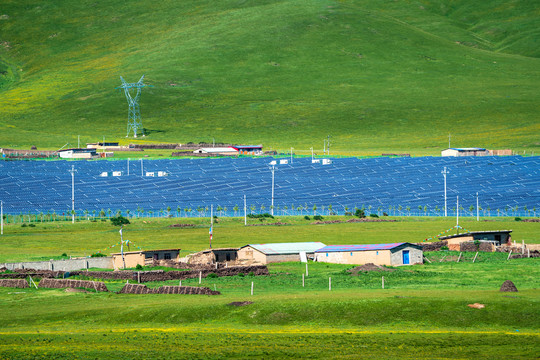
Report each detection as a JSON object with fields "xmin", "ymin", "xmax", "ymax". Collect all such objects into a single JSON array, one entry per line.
[
  {"xmin": 244, "ymin": 242, "xmax": 326, "ymax": 255},
  {"xmin": 447, "ymin": 148, "xmax": 487, "ymax": 151},
  {"xmin": 315, "ymin": 243, "xmax": 419, "ymax": 253},
  {"xmin": 439, "ymin": 230, "xmax": 512, "ymax": 240}
]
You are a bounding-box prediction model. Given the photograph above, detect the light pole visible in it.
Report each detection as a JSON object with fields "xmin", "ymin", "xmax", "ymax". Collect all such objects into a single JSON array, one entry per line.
[
  {"xmin": 69, "ymin": 165, "xmax": 77, "ymax": 223},
  {"xmin": 269, "ymin": 163, "xmax": 275, "ymax": 216},
  {"xmin": 442, "ymin": 167, "xmax": 449, "ymax": 216},
  {"xmin": 310, "ymin": 147, "xmax": 314, "ymax": 162},
  {"xmin": 244, "ymin": 194, "xmax": 247, "ymax": 226},
  {"xmin": 290, "ymin": 147, "xmax": 293, "ymax": 164},
  {"xmin": 476, "ymin": 192, "xmax": 479, "ymax": 221},
  {"xmin": 127, "ymin": 158, "xmax": 130, "ymax": 176},
  {"xmin": 140, "ymin": 158, "xmax": 143, "ymax": 176},
  {"xmin": 1, "ymin": 200, "xmax": 3, "ymax": 235},
  {"xmin": 456, "ymin": 196, "xmax": 459, "ymax": 228}
]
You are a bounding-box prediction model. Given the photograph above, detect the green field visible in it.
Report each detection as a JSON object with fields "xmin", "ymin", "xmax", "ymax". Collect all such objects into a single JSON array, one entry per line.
[
  {"xmin": 0, "ymin": 216, "xmax": 539, "ymax": 358},
  {"xmin": 0, "ymin": 215, "xmax": 538, "ymax": 262},
  {"xmin": 1, "ymin": 0, "xmax": 539, "ymax": 155}
]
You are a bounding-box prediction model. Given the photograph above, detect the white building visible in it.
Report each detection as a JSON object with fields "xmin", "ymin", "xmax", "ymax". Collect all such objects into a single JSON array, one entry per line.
[{"xmin": 441, "ymin": 148, "xmax": 490, "ymax": 157}]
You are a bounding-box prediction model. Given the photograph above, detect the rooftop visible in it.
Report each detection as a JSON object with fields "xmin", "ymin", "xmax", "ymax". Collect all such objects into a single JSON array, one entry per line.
[
  {"xmin": 439, "ymin": 230, "xmax": 512, "ymax": 240},
  {"xmin": 446, "ymin": 148, "xmax": 487, "ymax": 151},
  {"xmin": 244, "ymin": 242, "xmax": 326, "ymax": 255},
  {"xmin": 315, "ymin": 243, "xmax": 420, "ymax": 253}
]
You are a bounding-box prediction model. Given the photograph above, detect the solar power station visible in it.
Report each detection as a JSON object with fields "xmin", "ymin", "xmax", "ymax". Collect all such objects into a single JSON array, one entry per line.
[{"xmin": 0, "ymin": 156, "xmax": 538, "ymax": 217}]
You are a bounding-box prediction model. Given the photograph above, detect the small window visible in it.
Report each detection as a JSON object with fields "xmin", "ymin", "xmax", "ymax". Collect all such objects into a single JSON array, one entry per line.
[{"xmin": 164, "ymin": 253, "xmax": 171, "ymax": 260}]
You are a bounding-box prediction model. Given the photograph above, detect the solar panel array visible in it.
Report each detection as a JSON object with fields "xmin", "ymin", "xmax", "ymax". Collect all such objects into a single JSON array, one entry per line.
[{"xmin": 0, "ymin": 156, "xmax": 538, "ymax": 217}]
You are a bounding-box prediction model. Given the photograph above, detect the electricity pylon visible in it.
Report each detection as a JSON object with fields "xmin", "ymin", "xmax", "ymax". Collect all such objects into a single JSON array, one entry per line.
[{"xmin": 117, "ymin": 75, "xmax": 152, "ymax": 138}]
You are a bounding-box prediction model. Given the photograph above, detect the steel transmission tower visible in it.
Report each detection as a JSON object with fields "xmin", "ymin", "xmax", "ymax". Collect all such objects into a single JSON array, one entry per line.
[{"xmin": 117, "ymin": 75, "xmax": 152, "ymax": 138}]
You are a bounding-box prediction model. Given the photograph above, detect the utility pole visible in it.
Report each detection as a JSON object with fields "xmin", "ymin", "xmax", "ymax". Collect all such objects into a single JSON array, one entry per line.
[
  {"xmin": 327, "ymin": 135, "xmax": 331, "ymax": 155},
  {"xmin": 270, "ymin": 164, "xmax": 275, "ymax": 216},
  {"xmin": 456, "ymin": 196, "xmax": 459, "ymax": 229},
  {"xmin": 1, "ymin": 200, "xmax": 3, "ymax": 235},
  {"xmin": 244, "ymin": 194, "xmax": 247, "ymax": 226},
  {"xmin": 310, "ymin": 147, "xmax": 314, "ymax": 162},
  {"xmin": 442, "ymin": 167, "xmax": 449, "ymax": 216},
  {"xmin": 127, "ymin": 158, "xmax": 130, "ymax": 176},
  {"xmin": 290, "ymin": 147, "xmax": 293, "ymax": 164},
  {"xmin": 476, "ymin": 192, "xmax": 479, "ymax": 221},
  {"xmin": 69, "ymin": 165, "xmax": 77, "ymax": 224},
  {"xmin": 140, "ymin": 158, "xmax": 143, "ymax": 176}
]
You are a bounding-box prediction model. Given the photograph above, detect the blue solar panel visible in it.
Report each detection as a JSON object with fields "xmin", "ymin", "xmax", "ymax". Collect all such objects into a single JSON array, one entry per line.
[{"xmin": 0, "ymin": 156, "xmax": 538, "ymax": 217}]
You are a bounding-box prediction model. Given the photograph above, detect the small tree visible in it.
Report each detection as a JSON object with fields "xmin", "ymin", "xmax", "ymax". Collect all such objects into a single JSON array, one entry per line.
[
  {"xmin": 233, "ymin": 205, "xmax": 239, "ymax": 216},
  {"xmin": 313, "ymin": 204, "xmax": 317, "ymax": 215},
  {"xmin": 167, "ymin": 206, "xmax": 171, "ymax": 217},
  {"xmin": 110, "ymin": 216, "xmax": 130, "ymax": 226},
  {"xmin": 177, "ymin": 206, "xmax": 182, "ymax": 217}
]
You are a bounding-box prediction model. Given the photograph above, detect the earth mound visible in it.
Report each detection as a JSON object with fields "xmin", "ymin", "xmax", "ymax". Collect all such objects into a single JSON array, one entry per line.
[
  {"xmin": 348, "ymin": 263, "xmax": 395, "ymax": 274},
  {"xmin": 500, "ymin": 280, "xmax": 518, "ymax": 292},
  {"xmin": 228, "ymin": 301, "xmax": 253, "ymax": 307}
]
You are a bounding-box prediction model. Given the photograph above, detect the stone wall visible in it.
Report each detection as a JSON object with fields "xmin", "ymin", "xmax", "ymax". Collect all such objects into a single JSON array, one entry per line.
[
  {"xmin": 119, "ymin": 284, "xmax": 220, "ymax": 295},
  {"xmin": 0, "ymin": 257, "xmax": 113, "ymax": 272},
  {"xmin": 0, "ymin": 279, "xmax": 29, "ymax": 288},
  {"xmin": 38, "ymin": 278, "xmax": 108, "ymax": 292}
]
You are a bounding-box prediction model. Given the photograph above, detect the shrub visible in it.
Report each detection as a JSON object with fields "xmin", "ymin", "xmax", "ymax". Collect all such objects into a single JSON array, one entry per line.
[
  {"xmin": 440, "ymin": 246, "xmax": 449, "ymax": 251},
  {"xmin": 382, "ymin": 212, "xmax": 388, "ymax": 216},
  {"xmin": 369, "ymin": 213, "xmax": 379, "ymax": 218},
  {"xmin": 238, "ymin": 273, "xmax": 245, "ymax": 277},
  {"xmin": 207, "ymin": 273, "xmax": 218, "ymax": 278},
  {"xmin": 354, "ymin": 209, "xmax": 366, "ymax": 218},
  {"xmin": 514, "ymin": 217, "xmax": 522, "ymax": 222},
  {"xmin": 304, "ymin": 215, "xmax": 311, "ymax": 220},
  {"xmin": 313, "ymin": 215, "xmax": 324, "ymax": 221},
  {"xmin": 110, "ymin": 216, "xmax": 130, "ymax": 226},
  {"xmin": 21, "ymin": 223, "xmax": 27, "ymax": 227},
  {"xmin": 344, "ymin": 212, "xmax": 352, "ymax": 216},
  {"xmin": 29, "ymin": 223, "xmax": 36, "ymax": 227},
  {"xmin": 474, "ymin": 239, "xmax": 480, "ymax": 247},
  {"xmin": 247, "ymin": 213, "xmax": 274, "ymax": 219},
  {"xmin": 135, "ymin": 264, "xmax": 143, "ymax": 270},
  {"xmin": 61, "ymin": 253, "xmax": 68, "ymax": 257},
  {"xmin": 91, "ymin": 252, "xmax": 107, "ymax": 257},
  {"xmin": 248, "ymin": 271, "xmax": 254, "ymax": 277}
]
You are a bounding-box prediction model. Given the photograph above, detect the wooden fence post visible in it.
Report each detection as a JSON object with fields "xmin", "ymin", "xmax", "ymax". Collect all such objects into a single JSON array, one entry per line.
[
  {"xmin": 382, "ymin": 276, "xmax": 385, "ymax": 289},
  {"xmin": 507, "ymin": 250, "xmax": 512, "ymax": 260},
  {"xmin": 473, "ymin": 252, "xmax": 479, "ymax": 263},
  {"xmin": 457, "ymin": 252, "xmax": 462, "ymax": 263}
]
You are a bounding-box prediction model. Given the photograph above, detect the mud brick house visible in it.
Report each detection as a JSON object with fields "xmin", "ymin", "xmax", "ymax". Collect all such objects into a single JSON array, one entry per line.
[
  {"xmin": 237, "ymin": 242, "xmax": 325, "ymax": 265},
  {"xmin": 111, "ymin": 249, "xmax": 181, "ymax": 269},
  {"xmin": 185, "ymin": 248, "xmax": 239, "ymax": 265},
  {"xmin": 438, "ymin": 230, "xmax": 512, "ymax": 251},
  {"xmin": 314, "ymin": 243, "xmax": 423, "ymax": 266}
]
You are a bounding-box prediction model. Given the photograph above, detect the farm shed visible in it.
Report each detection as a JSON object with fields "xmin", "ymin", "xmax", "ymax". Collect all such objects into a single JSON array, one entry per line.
[
  {"xmin": 441, "ymin": 148, "xmax": 490, "ymax": 157},
  {"xmin": 230, "ymin": 145, "xmax": 263, "ymax": 155},
  {"xmin": 111, "ymin": 249, "xmax": 181, "ymax": 269},
  {"xmin": 58, "ymin": 148, "xmax": 98, "ymax": 159},
  {"xmin": 439, "ymin": 230, "xmax": 512, "ymax": 251},
  {"xmin": 315, "ymin": 243, "xmax": 423, "ymax": 266},
  {"xmin": 186, "ymin": 248, "xmax": 238, "ymax": 265},
  {"xmin": 193, "ymin": 147, "xmax": 238, "ymax": 156},
  {"xmin": 237, "ymin": 242, "xmax": 326, "ymax": 265}
]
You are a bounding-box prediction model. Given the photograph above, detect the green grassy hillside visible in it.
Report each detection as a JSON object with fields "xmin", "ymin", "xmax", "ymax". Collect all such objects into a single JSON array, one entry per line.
[{"xmin": 0, "ymin": 0, "xmax": 539, "ymax": 155}]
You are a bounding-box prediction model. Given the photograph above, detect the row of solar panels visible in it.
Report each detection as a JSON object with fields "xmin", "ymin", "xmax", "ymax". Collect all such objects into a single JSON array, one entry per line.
[{"xmin": 0, "ymin": 156, "xmax": 538, "ymax": 214}]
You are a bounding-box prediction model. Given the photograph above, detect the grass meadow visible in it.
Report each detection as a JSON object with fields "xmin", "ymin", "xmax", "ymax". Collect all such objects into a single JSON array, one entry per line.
[
  {"xmin": 0, "ymin": 0, "xmax": 539, "ymax": 154},
  {"xmin": 0, "ymin": 215, "xmax": 539, "ymax": 358}
]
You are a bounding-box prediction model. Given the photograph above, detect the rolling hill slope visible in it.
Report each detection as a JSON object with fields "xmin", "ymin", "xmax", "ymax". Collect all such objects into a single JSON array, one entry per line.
[{"xmin": 0, "ymin": 0, "xmax": 539, "ymax": 154}]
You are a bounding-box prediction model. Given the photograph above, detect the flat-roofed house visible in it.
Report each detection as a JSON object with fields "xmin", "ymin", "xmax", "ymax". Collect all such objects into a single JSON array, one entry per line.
[
  {"xmin": 237, "ymin": 242, "xmax": 326, "ymax": 265},
  {"xmin": 441, "ymin": 148, "xmax": 490, "ymax": 157},
  {"xmin": 315, "ymin": 243, "xmax": 423, "ymax": 266},
  {"xmin": 111, "ymin": 249, "xmax": 181, "ymax": 269}
]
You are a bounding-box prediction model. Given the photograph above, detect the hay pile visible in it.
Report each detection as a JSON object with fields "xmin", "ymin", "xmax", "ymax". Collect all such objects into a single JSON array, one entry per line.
[
  {"xmin": 348, "ymin": 263, "xmax": 395, "ymax": 274},
  {"xmin": 39, "ymin": 279, "xmax": 108, "ymax": 292},
  {"xmin": 500, "ymin": 280, "xmax": 518, "ymax": 292}
]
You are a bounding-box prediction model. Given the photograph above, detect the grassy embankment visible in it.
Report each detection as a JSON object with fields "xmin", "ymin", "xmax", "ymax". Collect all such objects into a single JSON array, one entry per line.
[{"xmin": 0, "ymin": 0, "xmax": 539, "ymax": 155}]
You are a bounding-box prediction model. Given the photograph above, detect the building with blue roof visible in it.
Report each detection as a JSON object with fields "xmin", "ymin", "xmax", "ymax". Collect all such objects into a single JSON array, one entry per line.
[
  {"xmin": 315, "ymin": 242, "xmax": 423, "ymax": 266},
  {"xmin": 237, "ymin": 242, "xmax": 325, "ymax": 265}
]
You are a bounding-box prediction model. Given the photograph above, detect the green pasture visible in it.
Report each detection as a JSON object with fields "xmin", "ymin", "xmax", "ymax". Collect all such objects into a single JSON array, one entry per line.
[
  {"xmin": 0, "ymin": 216, "xmax": 538, "ymax": 262},
  {"xmin": 0, "ymin": 0, "xmax": 539, "ymax": 154},
  {"xmin": 1, "ymin": 215, "xmax": 539, "ymax": 358}
]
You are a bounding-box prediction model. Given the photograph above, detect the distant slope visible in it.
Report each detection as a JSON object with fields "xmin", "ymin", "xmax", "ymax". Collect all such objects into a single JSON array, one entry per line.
[{"xmin": 0, "ymin": 0, "xmax": 538, "ymax": 154}]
